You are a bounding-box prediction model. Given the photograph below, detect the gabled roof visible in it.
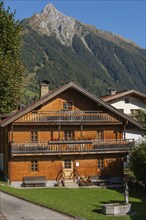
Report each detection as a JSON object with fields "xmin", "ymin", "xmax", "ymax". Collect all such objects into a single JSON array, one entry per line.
[
  {"xmin": 101, "ymin": 89, "xmax": 146, "ymax": 102},
  {"xmin": 0, "ymin": 82, "xmax": 144, "ymax": 129}
]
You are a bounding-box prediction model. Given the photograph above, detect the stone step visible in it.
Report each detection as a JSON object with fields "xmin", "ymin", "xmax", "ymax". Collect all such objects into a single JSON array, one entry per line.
[{"xmin": 64, "ymin": 180, "xmax": 79, "ymax": 188}]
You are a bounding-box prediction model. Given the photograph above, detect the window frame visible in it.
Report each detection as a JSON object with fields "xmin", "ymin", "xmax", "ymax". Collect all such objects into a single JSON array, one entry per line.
[
  {"xmin": 31, "ymin": 131, "xmax": 38, "ymax": 143},
  {"xmin": 63, "ymin": 101, "xmax": 73, "ymax": 111},
  {"xmin": 64, "ymin": 130, "xmax": 73, "ymax": 140},
  {"xmin": 31, "ymin": 160, "xmax": 38, "ymax": 172},
  {"xmin": 64, "ymin": 159, "xmax": 72, "ymax": 169},
  {"xmin": 97, "ymin": 158, "xmax": 104, "ymax": 169},
  {"xmin": 97, "ymin": 130, "xmax": 104, "ymax": 140}
]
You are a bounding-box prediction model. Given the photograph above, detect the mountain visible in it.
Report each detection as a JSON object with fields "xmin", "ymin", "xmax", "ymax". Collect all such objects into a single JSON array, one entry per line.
[{"xmin": 21, "ymin": 4, "xmax": 146, "ymax": 104}]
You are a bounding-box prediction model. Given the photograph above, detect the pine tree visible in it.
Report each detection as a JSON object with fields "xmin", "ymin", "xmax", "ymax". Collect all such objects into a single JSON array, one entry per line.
[{"xmin": 0, "ymin": 1, "xmax": 24, "ymax": 113}]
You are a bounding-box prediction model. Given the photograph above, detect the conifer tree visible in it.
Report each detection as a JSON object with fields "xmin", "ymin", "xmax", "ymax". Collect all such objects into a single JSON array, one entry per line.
[{"xmin": 0, "ymin": 1, "xmax": 24, "ymax": 113}]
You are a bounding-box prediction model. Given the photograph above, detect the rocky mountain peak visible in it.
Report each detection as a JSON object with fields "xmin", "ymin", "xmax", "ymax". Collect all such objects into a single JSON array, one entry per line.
[
  {"xmin": 29, "ymin": 3, "xmax": 79, "ymax": 46},
  {"xmin": 28, "ymin": 3, "xmax": 90, "ymax": 47},
  {"xmin": 41, "ymin": 3, "xmax": 64, "ymax": 20}
]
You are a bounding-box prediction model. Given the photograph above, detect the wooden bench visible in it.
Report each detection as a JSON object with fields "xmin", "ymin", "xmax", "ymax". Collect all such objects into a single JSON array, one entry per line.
[
  {"xmin": 23, "ymin": 176, "xmax": 46, "ymax": 187},
  {"xmin": 91, "ymin": 175, "xmax": 110, "ymax": 186}
]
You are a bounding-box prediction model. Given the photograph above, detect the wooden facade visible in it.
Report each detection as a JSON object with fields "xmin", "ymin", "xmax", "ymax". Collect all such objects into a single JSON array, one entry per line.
[{"xmin": 0, "ymin": 82, "xmax": 143, "ymax": 185}]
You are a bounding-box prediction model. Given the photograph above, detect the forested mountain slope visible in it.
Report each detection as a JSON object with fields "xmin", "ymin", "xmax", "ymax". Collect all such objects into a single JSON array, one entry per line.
[{"xmin": 20, "ymin": 4, "xmax": 146, "ymax": 103}]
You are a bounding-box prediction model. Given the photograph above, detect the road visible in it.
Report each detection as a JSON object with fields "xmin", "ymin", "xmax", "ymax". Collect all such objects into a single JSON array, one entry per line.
[{"xmin": 0, "ymin": 191, "xmax": 76, "ymax": 220}]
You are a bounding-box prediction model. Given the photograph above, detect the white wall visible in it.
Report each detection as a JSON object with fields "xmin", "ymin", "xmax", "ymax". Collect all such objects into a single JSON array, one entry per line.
[
  {"xmin": 110, "ymin": 96, "xmax": 146, "ymax": 114},
  {"xmin": 126, "ymin": 129, "xmax": 145, "ymax": 141}
]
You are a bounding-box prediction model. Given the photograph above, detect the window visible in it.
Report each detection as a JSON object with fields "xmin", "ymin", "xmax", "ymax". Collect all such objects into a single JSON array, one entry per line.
[
  {"xmin": 64, "ymin": 131, "xmax": 73, "ymax": 140},
  {"xmin": 130, "ymin": 109, "xmax": 139, "ymax": 115},
  {"xmin": 125, "ymin": 98, "xmax": 129, "ymax": 103},
  {"xmin": 31, "ymin": 131, "xmax": 38, "ymax": 142},
  {"xmin": 98, "ymin": 158, "xmax": 104, "ymax": 169},
  {"xmin": 64, "ymin": 159, "xmax": 72, "ymax": 169},
  {"xmin": 31, "ymin": 160, "xmax": 38, "ymax": 171},
  {"xmin": 97, "ymin": 131, "xmax": 104, "ymax": 140},
  {"xmin": 130, "ymin": 109, "xmax": 139, "ymax": 119},
  {"xmin": 63, "ymin": 101, "xmax": 72, "ymax": 111},
  {"xmin": 118, "ymin": 109, "xmax": 124, "ymax": 113}
]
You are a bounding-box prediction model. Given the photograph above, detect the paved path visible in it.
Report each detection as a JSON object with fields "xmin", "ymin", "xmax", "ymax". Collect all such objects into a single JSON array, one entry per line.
[
  {"xmin": 0, "ymin": 191, "xmax": 76, "ymax": 220},
  {"xmin": 0, "ymin": 211, "xmax": 6, "ymax": 220}
]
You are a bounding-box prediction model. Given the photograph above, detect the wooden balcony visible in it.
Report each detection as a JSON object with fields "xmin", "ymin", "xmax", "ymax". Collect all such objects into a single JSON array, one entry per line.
[
  {"xmin": 11, "ymin": 139, "xmax": 134, "ymax": 156},
  {"xmin": 15, "ymin": 111, "xmax": 120, "ymax": 124}
]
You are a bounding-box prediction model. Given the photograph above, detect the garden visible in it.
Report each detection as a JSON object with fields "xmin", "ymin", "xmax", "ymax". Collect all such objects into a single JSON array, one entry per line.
[{"xmin": 0, "ymin": 183, "xmax": 146, "ymax": 220}]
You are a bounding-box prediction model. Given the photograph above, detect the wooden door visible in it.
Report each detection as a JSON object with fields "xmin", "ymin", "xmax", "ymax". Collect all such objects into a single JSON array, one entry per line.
[{"xmin": 63, "ymin": 159, "xmax": 73, "ymax": 179}]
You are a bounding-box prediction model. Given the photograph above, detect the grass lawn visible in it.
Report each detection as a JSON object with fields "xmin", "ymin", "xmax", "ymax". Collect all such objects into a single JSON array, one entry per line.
[{"xmin": 0, "ymin": 183, "xmax": 146, "ymax": 220}]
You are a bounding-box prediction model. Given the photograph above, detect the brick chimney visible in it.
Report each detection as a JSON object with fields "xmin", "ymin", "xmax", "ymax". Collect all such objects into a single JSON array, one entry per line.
[{"xmin": 39, "ymin": 81, "xmax": 49, "ymax": 98}]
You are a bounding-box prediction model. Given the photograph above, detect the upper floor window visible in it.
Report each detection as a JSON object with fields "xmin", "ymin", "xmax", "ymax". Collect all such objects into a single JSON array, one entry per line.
[
  {"xmin": 125, "ymin": 98, "xmax": 129, "ymax": 103},
  {"xmin": 97, "ymin": 130, "xmax": 104, "ymax": 140},
  {"xmin": 63, "ymin": 101, "xmax": 72, "ymax": 111},
  {"xmin": 31, "ymin": 160, "xmax": 38, "ymax": 172},
  {"xmin": 130, "ymin": 109, "xmax": 139, "ymax": 119},
  {"xmin": 64, "ymin": 131, "xmax": 73, "ymax": 140},
  {"xmin": 31, "ymin": 131, "xmax": 38, "ymax": 142},
  {"xmin": 130, "ymin": 109, "xmax": 139, "ymax": 115}
]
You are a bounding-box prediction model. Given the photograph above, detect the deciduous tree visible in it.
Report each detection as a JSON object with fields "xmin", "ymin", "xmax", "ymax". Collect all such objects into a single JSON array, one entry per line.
[
  {"xmin": 0, "ymin": 1, "xmax": 24, "ymax": 113},
  {"xmin": 130, "ymin": 142, "xmax": 146, "ymax": 186}
]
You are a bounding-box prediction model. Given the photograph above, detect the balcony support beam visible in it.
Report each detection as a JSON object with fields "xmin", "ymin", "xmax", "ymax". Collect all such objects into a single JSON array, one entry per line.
[
  {"xmin": 80, "ymin": 124, "xmax": 83, "ymax": 139},
  {"xmin": 58, "ymin": 125, "xmax": 61, "ymax": 139}
]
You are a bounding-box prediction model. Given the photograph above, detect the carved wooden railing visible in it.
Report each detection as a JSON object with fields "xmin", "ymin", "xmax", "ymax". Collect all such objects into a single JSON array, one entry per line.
[
  {"xmin": 15, "ymin": 111, "xmax": 119, "ymax": 124},
  {"xmin": 11, "ymin": 139, "xmax": 134, "ymax": 155}
]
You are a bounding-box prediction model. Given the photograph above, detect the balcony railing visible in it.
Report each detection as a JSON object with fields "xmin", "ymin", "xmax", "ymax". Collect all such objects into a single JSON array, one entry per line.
[
  {"xmin": 15, "ymin": 111, "xmax": 120, "ymax": 124},
  {"xmin": 11, "ymin": 139, "xmax": 134, "ymax": 156}
]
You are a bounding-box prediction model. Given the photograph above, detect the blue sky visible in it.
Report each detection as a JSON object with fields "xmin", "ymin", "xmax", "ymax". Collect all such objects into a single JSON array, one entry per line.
[{"xmin": 3, "ymin": 0, "xmax": 146, "ymax": 48}]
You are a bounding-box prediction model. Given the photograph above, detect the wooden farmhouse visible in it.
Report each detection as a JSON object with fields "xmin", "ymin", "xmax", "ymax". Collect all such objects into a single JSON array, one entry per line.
[{"xmin": 0, "ymin": 82, "xmax": 144, "ymax": 187}]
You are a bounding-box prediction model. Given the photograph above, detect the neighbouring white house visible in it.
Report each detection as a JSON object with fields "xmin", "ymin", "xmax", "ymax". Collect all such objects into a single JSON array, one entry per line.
[{"xmin": 101, "ymin": 89, "xmax": 146, "ymax": 141}]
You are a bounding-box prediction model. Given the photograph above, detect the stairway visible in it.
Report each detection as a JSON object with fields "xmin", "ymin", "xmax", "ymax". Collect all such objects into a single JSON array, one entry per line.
[{"xmin": 64, "ymin": 179, "xmax": 79, "ymax": 188}]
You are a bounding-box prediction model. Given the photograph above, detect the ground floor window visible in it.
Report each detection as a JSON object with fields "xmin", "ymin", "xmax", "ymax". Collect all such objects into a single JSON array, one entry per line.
[
  {"xmin": 31, "ymin": 160, "xmax": 38, "ymax": 171},
  {"xmin": 98, "ymin": 158, "xmax": 104, "ymax": 169},
  {"xmin": 64, "ymin": 159, "xmax": 72, "ymax": 169}
]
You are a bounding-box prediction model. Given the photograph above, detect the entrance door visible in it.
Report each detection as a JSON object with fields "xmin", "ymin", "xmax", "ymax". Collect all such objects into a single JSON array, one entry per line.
[{"xmin": 63, "ymin": 159, "xmax": 73, "ymax": 179}]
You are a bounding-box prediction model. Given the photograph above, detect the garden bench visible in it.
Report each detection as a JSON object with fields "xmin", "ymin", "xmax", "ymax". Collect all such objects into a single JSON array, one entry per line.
[
  {"xmin": 90, "ymin": 175, "xmax": 110, "ymax": 185},
  {"xmin": 23, "ymin": 176, "xmax": 46, "ymax": 187}
]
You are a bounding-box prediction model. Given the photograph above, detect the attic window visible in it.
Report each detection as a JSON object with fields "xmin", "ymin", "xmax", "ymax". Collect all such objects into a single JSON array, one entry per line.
[
  {"xmin": 63, "ymin": 102, "xmax": 72, "ymax": 111},
  {"xmin": 125, "ymin": 98, "xmax": 129, "ymax": 103}
]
